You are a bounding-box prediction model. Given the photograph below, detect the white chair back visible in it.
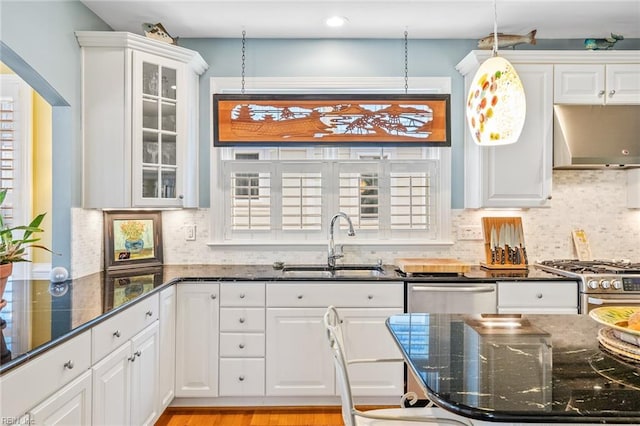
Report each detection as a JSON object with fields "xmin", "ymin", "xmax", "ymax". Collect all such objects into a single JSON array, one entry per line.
[{"xmin": 324, "ymin": 305, "xmax": 357, "ymax": 426}]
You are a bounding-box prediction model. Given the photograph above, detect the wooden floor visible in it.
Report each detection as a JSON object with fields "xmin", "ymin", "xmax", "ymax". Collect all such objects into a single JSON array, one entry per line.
[{"xmin": 155, "ymin": 406, "xmax": 357, "ymax": 426}]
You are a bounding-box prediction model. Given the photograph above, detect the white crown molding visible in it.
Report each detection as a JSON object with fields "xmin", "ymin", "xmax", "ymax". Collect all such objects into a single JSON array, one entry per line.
[
  {"xmin": 75, "ymin": 31, "xmax": 208, "ymax": 75},
  {"xmin": 456, "ymin": 50, "xmax": 640, "ymax": 75}
]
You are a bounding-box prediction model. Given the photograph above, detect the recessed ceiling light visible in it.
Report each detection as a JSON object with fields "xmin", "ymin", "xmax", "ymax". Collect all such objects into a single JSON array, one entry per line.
[{"xmin": 325, "ymin": 16, "xmax": 348, "ymax": 27}]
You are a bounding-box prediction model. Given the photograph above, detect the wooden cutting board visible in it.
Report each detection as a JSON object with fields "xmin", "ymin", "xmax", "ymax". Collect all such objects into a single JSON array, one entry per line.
[{"xmin": 395, "ymin": 258, "xmax": 472, "ymax": 274}]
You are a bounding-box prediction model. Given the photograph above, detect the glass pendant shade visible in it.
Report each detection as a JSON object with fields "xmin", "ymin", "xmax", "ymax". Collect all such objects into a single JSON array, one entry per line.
[{"xmin": 466, "ymin": 55, "xmax": 526, "ymax": 146}]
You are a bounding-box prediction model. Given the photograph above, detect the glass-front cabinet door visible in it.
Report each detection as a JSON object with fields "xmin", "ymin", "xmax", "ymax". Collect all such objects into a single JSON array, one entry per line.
[{"xmin": 133, "ymin": 51, "xmax": 184, "ymax": 207}]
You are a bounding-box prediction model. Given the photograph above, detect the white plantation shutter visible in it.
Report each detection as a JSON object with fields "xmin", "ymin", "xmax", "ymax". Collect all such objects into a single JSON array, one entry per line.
[
  {"xmin": 221, "ymin": 155, "xmax": 440, "ymax": 242},
  {"xmin": 0, "ymin": 96, "xmax": 14, "ymax": 225}
]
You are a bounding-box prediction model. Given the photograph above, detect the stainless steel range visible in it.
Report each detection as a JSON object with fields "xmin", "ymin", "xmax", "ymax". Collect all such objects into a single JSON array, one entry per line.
[{"xmin": 536, "ymin": 259, "xmax": 640, "ymax": 314}]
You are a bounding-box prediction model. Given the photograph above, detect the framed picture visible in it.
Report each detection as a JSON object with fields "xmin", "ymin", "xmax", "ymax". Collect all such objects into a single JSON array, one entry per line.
[
  {"xmin": 103, "ymin": 266, "xmax": 164, "ymax": 311},
  {"xmin": 213, "ymin": 93, "xmax": 451, "ymax": 146},
  {"xmin": 104, "ymin": 211, "xmax": 163, "ymax": 271}
]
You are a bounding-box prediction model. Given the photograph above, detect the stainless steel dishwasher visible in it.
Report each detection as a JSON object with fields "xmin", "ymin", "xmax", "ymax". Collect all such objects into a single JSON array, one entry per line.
[{"xmin": 405, "ymin": 281, "xmax": 497, "ymax": 395}]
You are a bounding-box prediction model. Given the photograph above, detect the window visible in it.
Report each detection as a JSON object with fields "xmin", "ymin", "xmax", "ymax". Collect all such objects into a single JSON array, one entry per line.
[{"xmin": 210, "ymin": 76, "xmax": 452, "ymax": 245}]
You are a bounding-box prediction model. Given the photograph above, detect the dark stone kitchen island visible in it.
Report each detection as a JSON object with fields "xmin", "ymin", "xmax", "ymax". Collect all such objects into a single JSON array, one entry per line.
[{"xmin": 387, "ymin": 313, "xmax": 640, "ymax": 424}]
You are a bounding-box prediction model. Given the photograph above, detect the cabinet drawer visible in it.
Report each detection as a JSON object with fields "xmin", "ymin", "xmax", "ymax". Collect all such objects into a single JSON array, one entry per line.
[
  {"xmin": 219, "ymin": 359, "xmax": 265, "ymax": 396},
  {"xmin": 267, "ymin": 282, "xmax": 403, "ymax": 308},
  {"xmin": 0, "ymin": 331, "xmax": 91, "ymax": 419},
  {"xmin": 220, "ymin": 282, "xmax": 265, "ymax": 307},
  {"xmin": 220, "ymin": 308, "xmax": 265, "ymax": 332},
  {"xmin": 498, "ymin": 281, "xmax": 578, "ymax": 309},
  {"xmin": 220, "ymin": 333, "xmax": 265, "ymax": 357},
  {"xmin": 92, "ymin": 293, "xmax": 159, "ymax": 362}
]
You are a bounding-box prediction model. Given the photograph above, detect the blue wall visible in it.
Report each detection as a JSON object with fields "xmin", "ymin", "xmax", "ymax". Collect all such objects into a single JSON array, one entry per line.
[{"xmin": 1, "ymin": 0, "xmax": 639, "ymax": 271}]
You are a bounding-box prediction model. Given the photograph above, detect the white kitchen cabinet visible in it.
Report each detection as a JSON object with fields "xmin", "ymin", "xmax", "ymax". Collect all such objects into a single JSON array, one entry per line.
[
  {"xmin": 338, "ymin": 308, "xmax": 404, "ymax": 396},
  {"xmin": 497, "ymin": 281, "xmax": 578, "ymax": 314},
  {"xmin": 628, "ymin": 168, "xmax": 640, "ymax": 208},
  {"xmin": 554, "ymin": 63, "xmax": 640, "ymax": 104},
  {"xmin": 175, "ymin": 282, "xmax": 220, "ymax": 397},
  {"xmin": 76, "ymin": 31, "xmax": 207, "ymax": 208},
  {"xmin": 457, "ymin": 54, "xmax": 553, "ymax": 208},
  {"xmin": 158, "ymin": 286, "xmax": 176, "ymax": 411},
  {"xmin": 0, "ymin": 331, "xmax": 91, "ymax": 420},
  {"xmin": 265, "ymin": 282, "xmax": 403, "ymax": 398},
  {"xmin": 219, "ymin": 282, "xmax": 266, "ymax": 397},
  {"xmin": 29, "ymin": 370, "xmax": 92, "ymax": 426},
  {"xmin": 92, "ymin": 321, "xmax": 159, "ymax": 426},
  {"xmin": 265, "ymin": 307, "xmax": 334, "ymax": 396}
]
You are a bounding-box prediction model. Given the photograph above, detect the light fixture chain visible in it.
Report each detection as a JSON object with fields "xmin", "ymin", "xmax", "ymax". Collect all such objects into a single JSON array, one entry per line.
[
  {"xmin": 241, "ymin": 30, "xmax": 246, "ymax": 94},
  {"xmin": 492, "ymin": 0, "xmax": 498, "ymax": 56},
  {"xmin": 404, "ymin": 30, "xmax": 408, "ymax": 94}
]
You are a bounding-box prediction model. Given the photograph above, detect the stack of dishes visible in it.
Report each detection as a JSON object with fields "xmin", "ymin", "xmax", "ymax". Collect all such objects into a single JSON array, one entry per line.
[{"xmin": 590, "ymin": 306, "xmax": 640, "ymax": 363}]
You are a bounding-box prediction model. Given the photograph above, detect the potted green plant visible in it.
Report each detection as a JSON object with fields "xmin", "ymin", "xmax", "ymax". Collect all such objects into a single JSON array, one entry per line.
[{"xmin": 0, "ymin": 188, "xmax": 52, "ymax": 301}]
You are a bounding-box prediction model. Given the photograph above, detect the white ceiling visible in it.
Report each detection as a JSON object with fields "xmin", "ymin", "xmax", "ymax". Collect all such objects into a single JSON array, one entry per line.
[{"xmin": 80, "ymin": 0, "xmax": 640, "ymax": 40}]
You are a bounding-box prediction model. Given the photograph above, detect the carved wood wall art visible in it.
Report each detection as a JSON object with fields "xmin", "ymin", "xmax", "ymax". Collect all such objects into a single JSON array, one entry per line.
[{"xmin": 213, "ymin": 94, "xmax": 451, "ymax": 146}]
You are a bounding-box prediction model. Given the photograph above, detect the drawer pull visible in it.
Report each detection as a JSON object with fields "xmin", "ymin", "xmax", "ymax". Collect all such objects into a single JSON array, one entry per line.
[
  {"xmin": 239, "ymin": 293, "xmax": 246, "ymax": 299},
  {"xmin": 239, "ymin": 317, "xmax": 246, "ymax": 323},
  {"xmin": 63, "ymin": 360, "xmax": 74, "ymax": 370},
  {"xmin": 239, "ymin": 343, "xmax": 245, "ymax": 349},
  {"xmin": 536, "ymin": 293, "xmax": 543, "ymax": 299},
  {"xmin": 297, "ymin": 295, "xmax": 303, "ymax": 299},
  {"xmin": 238, "ymin": 376, "xmax": 245, "ymax": 382},
  {"xmin": 113, "ymin": 330, "xmax": 121, "ymax": 338},
  {"xmin": 211, "ymin": 294, "xmax": 217, "ymax": 299},
  {"xmin": 146, "ymin": 310, "xmax": 153, "ymax": 317},
  {"xmin": 367, "ymin": 295, "xmax": 374, "ymax": 300}
]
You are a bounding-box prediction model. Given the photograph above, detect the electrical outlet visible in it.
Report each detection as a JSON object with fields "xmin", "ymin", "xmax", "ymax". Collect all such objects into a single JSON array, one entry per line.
[
  {"xmin": 185, "ymin": 224, "xmax": 196, "ymax": 241},
  {"xmin": 458, "ymin": 225, "xmax": 483, "ymax": 240}
]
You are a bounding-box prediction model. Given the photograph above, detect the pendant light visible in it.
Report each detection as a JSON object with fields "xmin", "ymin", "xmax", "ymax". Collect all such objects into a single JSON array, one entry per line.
[{"xmin": 466, "ymin": 0, "xmax": 526, "ymax": 146}]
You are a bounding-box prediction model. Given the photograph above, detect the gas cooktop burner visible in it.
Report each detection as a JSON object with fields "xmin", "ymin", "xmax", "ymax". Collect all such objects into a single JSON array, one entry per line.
[{"xmin": 538, "ymin": 259, "xmax": 640, "ymax": 275}]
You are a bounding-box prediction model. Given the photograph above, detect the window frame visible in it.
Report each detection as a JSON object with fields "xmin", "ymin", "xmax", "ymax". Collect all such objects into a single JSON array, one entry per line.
[{"xmin": 210, "ymin": 77, "xmax": 452, "ymax": 247}]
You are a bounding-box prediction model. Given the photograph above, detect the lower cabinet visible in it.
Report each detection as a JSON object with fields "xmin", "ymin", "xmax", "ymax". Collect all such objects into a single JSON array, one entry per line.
[
  {"xmin": 265, "ymin": 282, "xmax": 404, "ymax": 398},
  {"xmin": 265, "ymin": 308, "xmax": 334, "ymax": 396},
  {"xmin": 92, "ymin": 321, "xmax": 159, "ymax": 426},
  {"xmin": 497, "ymin": 281, "xmax": 579, "ymax": 314},
  {"xmin": 29, "ymin": 370, "xmax": 92, "ymax": 426},
  {"xmin": 175, "ymin": 282, "xmax": 220, "ymax": 397},
  {"xmin": 158, "ymin": 286, "xmax": 176, "ymax": 410}
]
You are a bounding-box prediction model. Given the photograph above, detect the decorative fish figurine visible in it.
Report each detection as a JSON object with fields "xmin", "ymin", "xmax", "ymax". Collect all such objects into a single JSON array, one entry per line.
[
  {"xmin": 584, "ymin": 33, "xmax": 624, "ymax": 50},
  {"xmin": 477, "ymin": 29, "xmax": 537, "ymax": 49},
  {"xmin": 142, "ymin": 22, "xmax": 178, "ymax": 45}
]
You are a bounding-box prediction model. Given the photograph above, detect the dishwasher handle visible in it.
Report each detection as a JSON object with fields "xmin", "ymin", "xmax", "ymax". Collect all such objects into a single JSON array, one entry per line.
[{"xmin": 411, "ymin": 285, "xmax": 496, "ymax": 293}]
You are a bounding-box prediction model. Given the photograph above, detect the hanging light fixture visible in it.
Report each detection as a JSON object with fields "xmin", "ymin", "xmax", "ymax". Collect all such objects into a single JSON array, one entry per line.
[{"xmin": 466, "ymin": 0, "xmax": 526, "ymax": 146}]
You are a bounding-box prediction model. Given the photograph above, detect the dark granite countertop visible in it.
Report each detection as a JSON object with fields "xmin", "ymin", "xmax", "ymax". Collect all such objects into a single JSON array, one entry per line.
[
  {"xmin": 0, "ymin": 263, "xmax": 574, "ymax": 374},
  {"xmin": 387, "ymin": 313, "xmax": 640, "ymax": 424}
]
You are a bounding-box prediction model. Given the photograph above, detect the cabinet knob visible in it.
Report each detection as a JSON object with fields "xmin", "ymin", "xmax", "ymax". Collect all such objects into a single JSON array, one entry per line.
[
  {"xmin": 546, "ymin": 195, "xmax": 553, "ymax": 200},
  {"xmin": 239, "ymin": 293, "xmax": 246, "ymax": 299},
  {"xmin": 179, "ymin": 194, "xmax": 184, "ymax": 200},
  {"xmin": 63, "ymin": 360, "xmax": 74, "ymax": 370},
  {"xmin": 367, "ymin": 295, "xmax": 374, "ymax": 300},
  {"xmin": 135, "ymin": 350, "xmax": 142, "ymax": 358},
  {"xmin": 238, "ymin": 376, "xmax": 245, "ymax": 382},
  {"xmin": 536, "ymin": 293, "xmax": 543, "ymax": 299},
  {"xmin": 609, "ymin": 89, "xmax": 616, "ymax": 97},
  {"xmin": 239, "ymin": 317, "xmax": 246, "ymax": 323},
  {"xmin": 239, "ymin": 343, "xmax": 245, "ymax": 349},
  {"xmin": 598, "ymin": 90, "xmax": 606, "ymax": 97},
  {"xmin": 297, "ymin": 295, "xmax": 303, "ymax": 299},
  {"xmin": 128, "ymin": 355, "xmax": 136, "ymax": 362},
  {"xmin": 211, "ymin": 294, "xmax": 217, "ymax": 299},
  {"xmin": 146, "ymin": 310, "xmax": 153, "ymax": 317},
  {"xmin": 113, "ymin": 330, "xmax": 121, "ymax": 338}
]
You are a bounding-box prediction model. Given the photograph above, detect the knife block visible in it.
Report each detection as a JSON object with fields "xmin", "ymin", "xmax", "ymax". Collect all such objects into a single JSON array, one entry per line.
[{"xmin": 480, "ymin": 217, "xmax": 528, "ymax": 270}]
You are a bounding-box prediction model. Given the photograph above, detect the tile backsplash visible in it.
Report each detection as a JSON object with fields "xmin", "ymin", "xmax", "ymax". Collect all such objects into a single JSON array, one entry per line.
[{"xmin": 71, "ymin": 170, "xmax": 639, "ymax": 277}]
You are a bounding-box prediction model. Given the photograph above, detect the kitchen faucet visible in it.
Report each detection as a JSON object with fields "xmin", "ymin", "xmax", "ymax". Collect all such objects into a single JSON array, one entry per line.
[{"xmin": 328, "ymin": 212, "xmax": 355, "ymax": 268}]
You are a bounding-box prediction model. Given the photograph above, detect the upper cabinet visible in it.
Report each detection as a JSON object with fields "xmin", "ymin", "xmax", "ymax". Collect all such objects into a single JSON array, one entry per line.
[
  {"xmin": 76, "ymin": 31, "xmax": 208, "ymax": 209},
  {"xmin": 457, "ymin": 52, "xmax": 553, "ymax": 208},
  {"xmin": 457, "ymin": 51, "xmax": 640, "ymax": 209},
  {"xmin": 554, "ymin": 63, "xmax": 640, "ymax": 104}
]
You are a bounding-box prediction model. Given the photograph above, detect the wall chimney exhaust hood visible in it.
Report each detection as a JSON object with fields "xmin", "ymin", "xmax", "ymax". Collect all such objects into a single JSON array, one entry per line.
[{"xmin": 553, "ymin": 105, "xmax": 640, "ymax": 169}]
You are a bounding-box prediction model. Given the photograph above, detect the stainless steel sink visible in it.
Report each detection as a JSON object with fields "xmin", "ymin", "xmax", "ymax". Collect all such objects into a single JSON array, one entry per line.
[{"xmin": 281, "ymin": 264, "xmax": 386, "ymax": 278}]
